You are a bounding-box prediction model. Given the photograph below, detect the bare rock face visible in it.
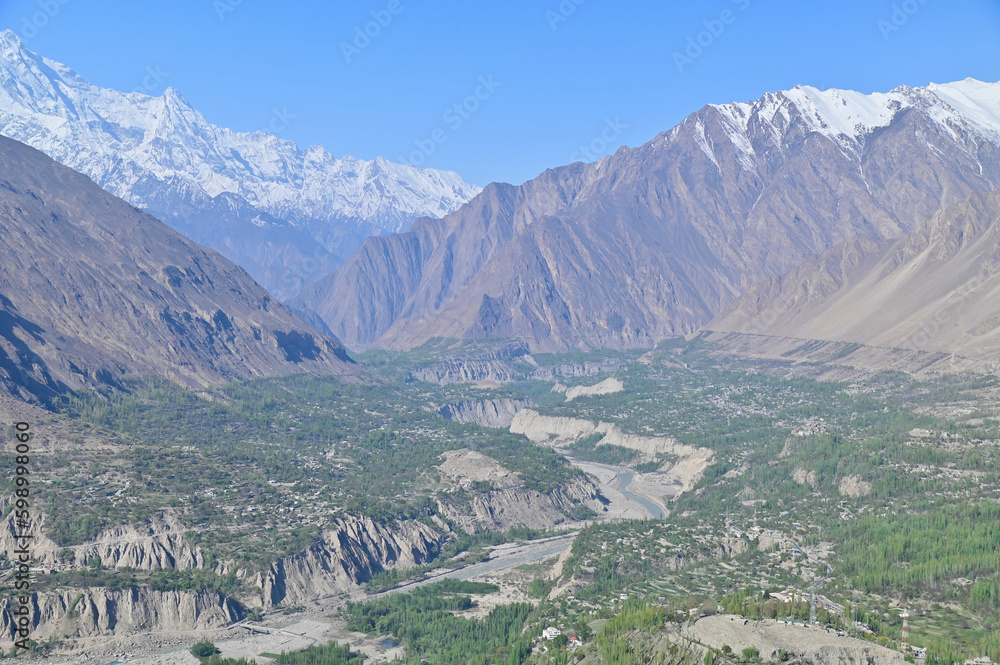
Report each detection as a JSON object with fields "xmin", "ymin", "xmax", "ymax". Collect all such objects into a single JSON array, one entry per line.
[
  {"xmin": 0, "ymin": 512, "xmax": 202, "ymax": 572},
  {"xmin": 531, "ymin": 359, "xmax": 627, "ymax": 381},
  {"xmin": 553, "ymin": 377, "xmax": 624, "ymax": 402},
  {"xmin": 438, "ymin": 398, "xmax": 534, "ymax": 428},
  {"xmin": 0, "ymin": 135, "xmax": 359, "ymax": 402},
  {"xmin": 437, "ymin": 476, "xmax": 605, "ymax": 533},
  {"xmin": 299, "ymin": 81, "xmax": 1000, "ymax": 352},
  {"xmin": 410, "ymin": 359, "xmax": 522, "ymax": 384},
  {"xmin": 262, "ymin": 515, "xmax": 442, "ymax": 606},
  {"xmin": 0, "ymin": 587, "xmax": 241, "ymax": 643},
  {"xmin": 792, "ymin": 468, "xmax": 818, "ymax": 487},
  {"xmin": 436, "ymin": 449, "xmax": 606, "ymax": 531},
  {"xmin": 839, "ymin": 475, "xmax": 873, "ymax": 498},
  {"xmin": 406, "ymin": 341, "xmax": 533, "ymax": 384},
  {"xmin": 71, "ymin": 515, "xmax": 204, "ymax": 571},
  {"xmin": 710, "ymin": 191, "xmax": 1000, "ymax": 365}
]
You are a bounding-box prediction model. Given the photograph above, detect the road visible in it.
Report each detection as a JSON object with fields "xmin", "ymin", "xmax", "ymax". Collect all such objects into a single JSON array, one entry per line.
[{"xmin": 371, "ymin": 532, "xmax": 579, "ymax": 597}]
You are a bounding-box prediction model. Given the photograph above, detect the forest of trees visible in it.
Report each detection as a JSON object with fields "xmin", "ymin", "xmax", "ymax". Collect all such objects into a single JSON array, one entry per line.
[
  {"xmin": 840, "ymin": 502, "xmax": 1000, "ymax": 600},
  {"xmin": 345, "ymin": 581, "xmax": 533, "ymax": 664}
]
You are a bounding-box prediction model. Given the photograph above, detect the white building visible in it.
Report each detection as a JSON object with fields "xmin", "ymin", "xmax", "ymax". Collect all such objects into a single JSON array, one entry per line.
[{"xmin": 542, "ymin": 627, "xmax": 561, "ymax": 641}]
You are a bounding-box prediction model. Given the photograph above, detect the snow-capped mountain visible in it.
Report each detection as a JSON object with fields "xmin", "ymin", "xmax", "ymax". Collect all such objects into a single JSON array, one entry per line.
[
  {"xmin": 299, "ymin": 77, "xmax": 1000, "ymax": 352},
  {"xmin": 0, "ymin": 29, "xmax": 480, "ymax": 298},
  {"xmin": 707, "ymin": 78, "xmax": 1000, "ymax": 157}
]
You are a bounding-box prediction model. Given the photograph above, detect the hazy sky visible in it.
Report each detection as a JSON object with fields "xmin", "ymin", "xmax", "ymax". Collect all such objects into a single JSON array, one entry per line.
[{"xmin": 2, "ymin": 0, "xmax": 998, "ymax": 186}]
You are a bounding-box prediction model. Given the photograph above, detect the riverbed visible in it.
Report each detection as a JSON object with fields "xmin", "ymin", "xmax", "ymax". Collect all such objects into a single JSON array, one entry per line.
[{"xmin": 567, "ymin": 457, "xmax": 667, "ymax": 518}]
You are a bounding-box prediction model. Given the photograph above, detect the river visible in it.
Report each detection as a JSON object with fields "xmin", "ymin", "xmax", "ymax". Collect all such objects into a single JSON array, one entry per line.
[
  {"xmin": 566, "ymin": 457, "xmax": 666, "ymax": 519},
  {"xmin": 612, "ymin": 469, "xmax": 666, "ymax": 519}
]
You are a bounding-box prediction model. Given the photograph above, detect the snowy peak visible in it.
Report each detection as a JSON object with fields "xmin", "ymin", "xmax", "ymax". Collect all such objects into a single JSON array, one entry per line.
[
  {"xmin": 782, "ymin": 85, "xmax": 901, "ymax": 139},
  {"xmin": 0, "ymin": 29, "xmax": 25, "ymax": 54},
  {"xmin": 926, "ymin": 78, "xmax": 1000, "ymax": 135},
  {"xmin": 709, "ymin": 78, "xmax": 1000, "ymax": 146},
  {"xmin": 0, "ymin": 29, "xmax": 480, "ymax": 233}
]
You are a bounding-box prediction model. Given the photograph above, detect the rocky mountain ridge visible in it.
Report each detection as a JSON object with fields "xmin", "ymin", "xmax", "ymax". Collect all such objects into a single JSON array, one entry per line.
[
  {"xmin": 298, "ymin": 78, "xmax": 1000, "ymax": 353},
  {"xmin": 0, "ymin": 135, "xmax": 358, "ymax": 402}
]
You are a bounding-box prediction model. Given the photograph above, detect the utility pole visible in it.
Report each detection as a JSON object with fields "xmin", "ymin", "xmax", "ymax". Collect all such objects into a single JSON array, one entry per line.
[
  {"xmin": 850, "ymin": 594, "xmax": 857, "ymax": 637},
  {"xmin": 809, "ymin": 578, "xmax": 826, "ymax": 626}
]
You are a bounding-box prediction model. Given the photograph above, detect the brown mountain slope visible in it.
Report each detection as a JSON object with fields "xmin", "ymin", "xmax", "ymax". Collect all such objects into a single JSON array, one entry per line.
[
  {"xmin": 708, "ymin": 190, "xmax": 1000, "ymax": 363},
  {"xmin": 298, "ymin": 84, "xmax": 1000, "ymax": 352},
  {"xmin": 0, "ymin": 136, "xmax": 357, "ymax": 402}
]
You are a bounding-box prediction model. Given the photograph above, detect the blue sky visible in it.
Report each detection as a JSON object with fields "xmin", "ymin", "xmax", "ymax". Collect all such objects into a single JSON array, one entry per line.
[{"xmin": 1, "ymin": 0, "xmax": 998, "ymax": 186}]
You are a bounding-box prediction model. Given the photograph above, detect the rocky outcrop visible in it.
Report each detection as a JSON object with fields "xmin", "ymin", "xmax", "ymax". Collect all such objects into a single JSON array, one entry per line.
[
  {"xmin": 792, "ymin": 468, "xmax": 817, "ymax": 486},
  {"xmin": 261, "ymin": 515, "xmax": 442, "ymax": 606},
  {"xmin": 71, "ymin": 517, "xmax": 204, "ymax": 571},
  {"xmin": 553, "ymin": 377, "xmax": 624, "ymax": 402},
  {"xmin": 0, "ymin": 512, "xmax": 203, "ymax": 572},
  {"xmin": 411, "ymin": 360, "xmax": 520, "ymax": 384},
  {"xmin": 511, "ymin": 409, "xmax": 688, "ymax": 456},
  {"xmin": 839, "ymin": 475, "xmax": 873, "ymax": 497},
  {"xmin": 510, "ymin": 409, "xmax": 714, "ymax": 494},
  {"xmin": 408, "ymin": 342, "xmax": 533, "ymax": 384},
  {"xmin": 438, "ymin": 398, "xmax": 534, "ymax": 428},
  {"xmin": 0, "ymin": 587, "xmax": 241, "ymax": 643},
  {"xmin": 531, "ymin": 359, "xmax": 626, "ymax": 381},
  {"xmin": 509, "ymin": 410, "xmax": 599, "ymax": 445},
  {"xmin": 438, "ymin": 477, "xmax": 605, "ymax": 533}
]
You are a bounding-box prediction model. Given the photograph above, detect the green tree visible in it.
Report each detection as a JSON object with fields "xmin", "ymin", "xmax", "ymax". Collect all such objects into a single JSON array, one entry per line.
[{"xmin": 191, "ymin": 641, "xmax": 219, "ymax": 658}]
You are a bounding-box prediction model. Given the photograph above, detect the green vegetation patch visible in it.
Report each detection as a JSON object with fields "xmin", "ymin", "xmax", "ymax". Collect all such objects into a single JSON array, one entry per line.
[{"xmin": 344, "ymin": 580, "xmax": 530, "ymax": 664}]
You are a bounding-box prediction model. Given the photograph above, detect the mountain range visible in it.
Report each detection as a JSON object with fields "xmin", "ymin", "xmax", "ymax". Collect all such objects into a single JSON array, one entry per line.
[
  {"xmin": 4, "ymin": 29, "xmax": 1000, "ymax": 369},
  {"xmin": 0, "ymin": 135, "xmax": 358, "ymax": 403},
  {"xmin": 0, "ymin": 29, "xmax": 480, "ymax": 299},
  {"xmin": 296, "ymin": 78, "xmax": 1000, "ymax": 357}
]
